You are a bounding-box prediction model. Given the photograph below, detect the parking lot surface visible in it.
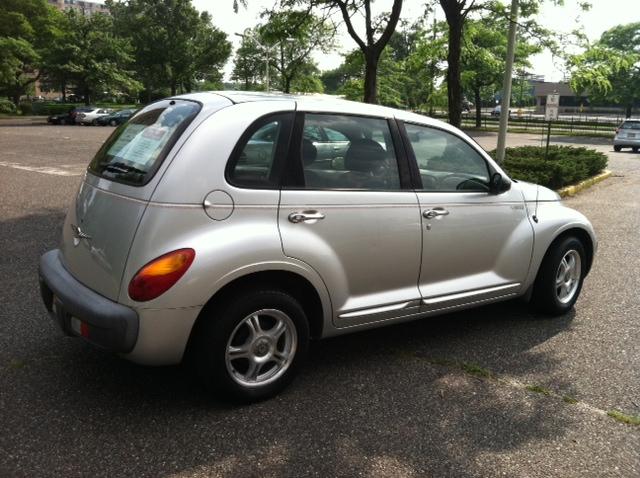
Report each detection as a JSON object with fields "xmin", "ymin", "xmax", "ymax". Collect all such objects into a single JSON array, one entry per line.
[{"xmin": 1, "ymin": 120, "xmax": 638, "ymax": 477}]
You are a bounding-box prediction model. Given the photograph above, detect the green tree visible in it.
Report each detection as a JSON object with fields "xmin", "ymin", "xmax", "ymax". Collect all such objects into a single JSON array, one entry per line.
[
  {"xmin": 108, "ymin": 0, "xmax": 231, "ymax": 100},
  {"xmin": 461, "ymin": 15, "xmax": 540, "ymax": 126},
  {"xmin": 0, "ymin": 0, "xmax": 57, "ymax": 106},
  {"xmin": 259, "ymin": 9, "xmax": 334, "ymax": 93},
  {"xmin": 237, "ymin": 0, "xmax": 404, "ymax": 104},
  {"xmin": 42, "ymin": 10, "xmax": 141, "ymax": 105},
  {"xmin": 328, "ymin": 48, "xmax": 405, "ymax": 107},
  {"xmin": 569, "ymin": 22, "xmax": 640, "ymax": 118},
  {"xmin": 232, "ymin": 30, "xmax": 265, "ymax": 90},
  {"xmin": 438, "ymin": 0, "xmax": 586, "ymax": 127}
]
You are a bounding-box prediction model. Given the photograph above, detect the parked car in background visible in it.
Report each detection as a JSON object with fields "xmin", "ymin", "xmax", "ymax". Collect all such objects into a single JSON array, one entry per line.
[
  {"xmin": 47, "ymin": 106, "xmax": 96, "ymax": 125},
  {"xmin": 76, "ymin": 108, "xmax": 114, "ymax": 125},
  {"xmin": 491, "ymin": 105, "xmax": 512, "ymax": 117},
  {"xmin": 613, "ymin": 119, "xmax": 640, "ymax": 152},
  {"xmin": 39, "ymin": 92, "xmax": 597, "ymax": 402},
  {"xmin": 96, "ymin": 109, "xmax": 136, "ymax": 126}
]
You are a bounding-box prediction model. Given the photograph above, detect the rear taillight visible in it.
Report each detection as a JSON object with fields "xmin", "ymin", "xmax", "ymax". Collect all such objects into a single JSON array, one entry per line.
[{"xmin": 128, "ymin": 248, "xmax": 195, "ymax": 302}]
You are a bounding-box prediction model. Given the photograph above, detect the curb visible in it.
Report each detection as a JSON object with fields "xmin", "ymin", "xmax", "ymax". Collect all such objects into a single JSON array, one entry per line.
[{"xmin": 557, "ymin": 170, "xmax": 612, "ymax": 198}]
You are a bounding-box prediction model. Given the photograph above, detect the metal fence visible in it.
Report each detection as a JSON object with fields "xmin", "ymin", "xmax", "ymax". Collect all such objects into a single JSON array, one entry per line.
[{"xmin": 431, "ymin": 113, "xmax": 622, "ymax": 137}]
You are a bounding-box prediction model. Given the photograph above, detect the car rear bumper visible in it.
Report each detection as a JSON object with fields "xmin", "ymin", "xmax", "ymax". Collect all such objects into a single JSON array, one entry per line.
[
  {"xmin": 39, "ymin": 249, "xmax": 139, "ymax": 353},
  {"xmin": 614, "ymin": 137, "xmax": 640, "ymax": 146}
]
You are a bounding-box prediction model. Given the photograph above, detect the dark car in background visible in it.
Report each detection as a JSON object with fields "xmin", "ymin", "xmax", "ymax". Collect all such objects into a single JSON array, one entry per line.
[
  {"xmin": 96, "ymin": 109, "xmax": 136, "ymax": 126},
  {"xmin": 47, "ymin": 106, "xmax": 96, "ymax": 125}
]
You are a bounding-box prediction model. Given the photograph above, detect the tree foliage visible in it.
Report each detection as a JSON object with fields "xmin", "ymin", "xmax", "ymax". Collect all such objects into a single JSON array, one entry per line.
[
  {"xmin": 107, "ymin": 0, "xmax": 231, "ymax": 100},
  {"xmin": 259, "ymin": 9, "xmax": 334, "ymax": 93},
  {"xmin": 42, "ymin": 10, "xmax": 141, "ymax": 105},
  {"xmin": 569, "ymin": 22, "xmax": 640, "ymax": 117},
  {"xmin": 0, "ymin": 0, "xmax": 58, "ymax": 106}
]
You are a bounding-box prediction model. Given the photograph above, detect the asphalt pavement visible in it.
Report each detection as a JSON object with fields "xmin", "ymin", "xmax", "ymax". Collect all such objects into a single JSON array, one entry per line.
[{"xmin": 0, "ymin": 121, "xmax": 638, "ymax": 477}]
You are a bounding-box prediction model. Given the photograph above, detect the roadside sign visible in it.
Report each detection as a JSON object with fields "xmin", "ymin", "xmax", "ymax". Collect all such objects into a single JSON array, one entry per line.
[
  {"xmin": 545, "ymin": 105, "xmax": 559, "ymax": 121},
  {"xmin": 547, "ymin": 93, "xmax": 560, "ymax": 106}
]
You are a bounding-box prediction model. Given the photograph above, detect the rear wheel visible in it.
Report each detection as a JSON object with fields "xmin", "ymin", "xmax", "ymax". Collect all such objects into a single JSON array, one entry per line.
[
  {"xmin": 614, "ymin": 145, "xmax": 622, "ymax": 152},
  {"xmin": 92, "ymin": 119, "xmax": 98, "ymax": 126},
  {"xmin": 531, "ymin": 236, "xmax": 586, "ymax": 316},
  {"xmin": 633, "ymin": 147, "xmax": 639, "ymax": 153},
  {"xmin": 110, "ymin": 119, "xmax": 117, "ymax": 126},
  {"xmin": 192, "ymin": 289, "xmax": 309, "ymax": 402}
]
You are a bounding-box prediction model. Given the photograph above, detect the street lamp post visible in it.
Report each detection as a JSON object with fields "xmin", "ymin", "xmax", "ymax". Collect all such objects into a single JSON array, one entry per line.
[{"xmin": 496, "ymin": 0, "xmax": 519, "ymax": 164}]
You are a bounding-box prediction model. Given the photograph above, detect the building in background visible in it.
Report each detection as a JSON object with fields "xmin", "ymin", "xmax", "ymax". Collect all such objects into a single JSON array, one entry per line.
[{"xmin": 47, "ymin": 0, "xmax": 109, "ymax": 15}]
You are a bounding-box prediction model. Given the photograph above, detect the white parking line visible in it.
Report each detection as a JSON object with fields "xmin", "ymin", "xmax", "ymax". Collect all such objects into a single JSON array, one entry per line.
[{"xmin": 0, "ymin": 161, "xmax": 83, "ymax": 176}]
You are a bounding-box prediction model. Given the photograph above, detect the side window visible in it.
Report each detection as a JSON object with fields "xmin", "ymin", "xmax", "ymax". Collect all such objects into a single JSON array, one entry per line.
[
  {"xmin": 404, "ymin": 123, "xmax": 490, "ymax": 192},
  {"xmin": 228, "ymin": 115, "xmax": 290, "ymax": 188},
  {"xmin": 300, "ymin": 114, "xmax": 400, "ymax": 190}
]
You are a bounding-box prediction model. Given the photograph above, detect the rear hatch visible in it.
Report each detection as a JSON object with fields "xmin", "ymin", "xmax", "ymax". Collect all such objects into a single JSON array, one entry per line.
[{"xmin": 60, "ymin": 99, "xmax": 202, "ymax": 301}]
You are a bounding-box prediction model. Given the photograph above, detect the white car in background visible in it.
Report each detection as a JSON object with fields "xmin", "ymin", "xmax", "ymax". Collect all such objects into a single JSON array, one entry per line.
[{"xmin": 76, "ymin": 108, "xmax": 113, "ymax": 125}]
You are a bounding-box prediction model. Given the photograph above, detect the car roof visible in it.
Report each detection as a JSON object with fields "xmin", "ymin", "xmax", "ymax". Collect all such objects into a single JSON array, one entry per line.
[{"xmin": 171, "ymin": 90, "xmax": 456, "ymax": 134}]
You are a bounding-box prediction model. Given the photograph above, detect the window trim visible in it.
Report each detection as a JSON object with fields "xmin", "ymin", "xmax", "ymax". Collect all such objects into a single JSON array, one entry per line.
[
  {"xmin": 225, "ymin": 111, "xmax": 295, "ymax": 190},
  {"xmin": 398, "ymin": 120, "xmax": 497, "ymax": 193},
  {"xmin": 282, "ymin": 111, "xmax": 413, "ymax": 192}
]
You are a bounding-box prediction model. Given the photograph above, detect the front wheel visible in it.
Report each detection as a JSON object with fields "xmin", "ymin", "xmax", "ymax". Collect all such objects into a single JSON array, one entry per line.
[
  {"xmin": 614, "ymin": 145, "xmax": 622, "ymax": 152},
  {"xmin": 531, "ymin": 236, "xmax": 586, "ymax": 316},
  {"xmin": 633, "ymin": 147, "xmax": 639, "ymax": 153},
  {"xmin": 192, "ymin": 289, "xmax": 310, "ymax": 402}
]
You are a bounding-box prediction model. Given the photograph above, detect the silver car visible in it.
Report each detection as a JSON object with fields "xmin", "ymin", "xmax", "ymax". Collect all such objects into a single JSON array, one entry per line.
[
  {"xmin": 39, "ymin": 92, "xmax": 597, "ymax": 402},
  {"xmin": 613, "ymin": 119, "xmax": 640, "ymax": 152}
]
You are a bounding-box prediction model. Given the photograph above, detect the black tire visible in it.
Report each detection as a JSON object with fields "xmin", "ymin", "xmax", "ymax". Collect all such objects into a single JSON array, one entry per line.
[
  {"xmin": 60, "ymin": 118, "xmax": 66, "ymax": 125},
  {"xmin": 110, "ymin": 119, "xmax": 117, "ymax": 126},
  {"xmin": 531, "ymin": 236, "xmax": 586, "ymax": 316},
  {"xmin": 633, "ymin": 147, "xmax": 639, "ymax": 153},
  {"xmin": 191, "ymin": 289, "xmax": 310, "ymax": 403},
  {"xmin": 614, "ymin": 145, "xmax": 622, "ymax": 152},
  {"xmin": 92, "ymin": 119, "xmax": 98, "ymax": 126}
]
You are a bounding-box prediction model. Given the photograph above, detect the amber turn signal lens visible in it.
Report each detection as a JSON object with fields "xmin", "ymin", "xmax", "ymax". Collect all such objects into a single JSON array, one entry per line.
[{"xmin": 128, "ymin": 248, "xmax": 195, "ymax": 302}]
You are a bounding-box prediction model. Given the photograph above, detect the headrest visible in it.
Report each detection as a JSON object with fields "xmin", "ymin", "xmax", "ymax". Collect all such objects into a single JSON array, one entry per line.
[
  {"xmin": 302, "ymin": 138, "xmax": 317, "ymax": 165},
  {"xmin": 344, "ymin": 138, "xmax": 387, "ymax": 172}
]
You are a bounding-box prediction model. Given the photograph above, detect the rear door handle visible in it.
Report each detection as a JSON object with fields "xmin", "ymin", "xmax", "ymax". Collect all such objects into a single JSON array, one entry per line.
[
  {"xmin": 423, "ymin": 208, "xmax": 449, "ymax": 219},
  {"xmin": 288, "ymin": 210, "xmax": 326, "ymax": 223}
]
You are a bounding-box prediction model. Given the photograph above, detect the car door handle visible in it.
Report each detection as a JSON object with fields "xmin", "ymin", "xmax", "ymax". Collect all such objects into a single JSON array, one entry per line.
[
  {"xmin": 288, "ymin": 210, "xmax": 326, "ymax": 223},
  {"xmin": 423, "ymin": 208, "xmax": 449, "ymax": 219}
]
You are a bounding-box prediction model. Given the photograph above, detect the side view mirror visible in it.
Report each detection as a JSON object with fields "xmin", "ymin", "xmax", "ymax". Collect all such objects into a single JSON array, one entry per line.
[{"xmin": 490, "ymin": 172, "xmax": 511, "ymax": 195}]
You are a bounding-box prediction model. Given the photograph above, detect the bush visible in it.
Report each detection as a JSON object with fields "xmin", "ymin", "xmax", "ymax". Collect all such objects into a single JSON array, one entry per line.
[
  {"xmin": 18, "ymin": 101, "xmax": 32, "ymax": 115},
  {"xmin": 0, "ymin": 99, "xmax": 16, "ymax": 114},
  {"xmin": 489, "ymin": 146, "xmax": 608, "ymax": 189}
]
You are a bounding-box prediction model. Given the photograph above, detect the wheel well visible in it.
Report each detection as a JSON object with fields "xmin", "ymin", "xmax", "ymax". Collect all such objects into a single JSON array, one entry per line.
[
  {"xmin": 186, "ymin": 271, "xmax": 325, "ymax": 355},
  {"xmin": 550, "ymin": 228, "xmax": 595, "ymax": 275}
]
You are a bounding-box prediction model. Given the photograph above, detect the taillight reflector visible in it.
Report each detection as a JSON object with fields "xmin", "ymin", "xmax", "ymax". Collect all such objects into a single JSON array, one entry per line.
[{"xmin": 128, "ymin": 248, "xmax": 195, "ymax": 302}]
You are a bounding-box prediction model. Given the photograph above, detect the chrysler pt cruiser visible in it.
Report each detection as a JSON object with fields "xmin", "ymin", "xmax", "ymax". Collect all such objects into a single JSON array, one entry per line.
[{"xmin": 39, "ymin": 92, "xmax": 597, "ymax": 402}]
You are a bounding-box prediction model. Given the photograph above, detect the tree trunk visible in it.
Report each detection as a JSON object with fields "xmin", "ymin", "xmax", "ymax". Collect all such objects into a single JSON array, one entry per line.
[
  {"xmin": 11, "ymin": 92, "xmax": 20, "ymax": 108},
  {"xmin": 474, "ymin": 86, "xmax": 482, "ymax": 128},
  {"xmin": 625, "ymin": 103, "xmax": 632, "ymax": 118},
  {"xmin": 170, "ymin": 81, "xmax": 177, "ymax": 96},
  {"xmin": 446, "ymin": 18, "xmax": 463, "ymax": 127},
  {"xmin": 363, "ymin": 51, "xmax": 379, "ymax": 104},
  {"xmin": 284, "ymin": 76, "xmax": 291, "ymax": 94},
  {"xmin": 84, "ymin": 86, "xmax": 91, "ymax": 106}
]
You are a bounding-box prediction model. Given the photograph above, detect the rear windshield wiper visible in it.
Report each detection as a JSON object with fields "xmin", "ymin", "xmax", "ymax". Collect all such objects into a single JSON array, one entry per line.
[{"xmin": 103, "ymin": 162, "xmax": 147, "ymax": 176}]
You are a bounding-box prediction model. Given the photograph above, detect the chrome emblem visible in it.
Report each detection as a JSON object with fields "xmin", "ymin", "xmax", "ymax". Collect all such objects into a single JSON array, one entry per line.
[{"xmin": 70, "ymin": 224, "xmax": 91, "ymax": 246}]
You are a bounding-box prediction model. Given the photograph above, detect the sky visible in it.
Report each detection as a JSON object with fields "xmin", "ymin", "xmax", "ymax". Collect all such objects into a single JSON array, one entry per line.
[{"xmin": 155, "ymin": 1, "xmax": 640, "ymax": 82}]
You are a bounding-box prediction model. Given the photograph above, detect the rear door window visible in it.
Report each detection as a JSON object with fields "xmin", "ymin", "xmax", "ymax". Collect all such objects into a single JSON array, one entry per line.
[{"xmin": 88, "ymin": 99, "xmax": 200, "ymax": 185}]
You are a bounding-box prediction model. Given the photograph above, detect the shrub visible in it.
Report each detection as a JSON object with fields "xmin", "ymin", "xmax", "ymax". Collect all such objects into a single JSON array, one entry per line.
[
  {"xmin": 489, "ymin": 146, "xmax": 608, "ymax": 189},
  {"xmin": 0, "ymin": 99, "xmax": 16, "ymax": 114},
  {"xmin": 18, "ymin": 101, "xmax": 33, "ymax": 115}
]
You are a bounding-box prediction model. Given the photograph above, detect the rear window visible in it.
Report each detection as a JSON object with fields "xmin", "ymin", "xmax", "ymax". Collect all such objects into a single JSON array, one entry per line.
[
  {"xmin": 620, "ymin": 121, "xmax": 640, "ymax": 130},
  {"xmin": 88, "ymin": 100, "xmax": 200, "ymax": 185}
]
